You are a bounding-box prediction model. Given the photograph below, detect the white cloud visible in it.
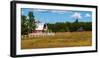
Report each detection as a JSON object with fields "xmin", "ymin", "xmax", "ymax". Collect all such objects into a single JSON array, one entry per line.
[
  {"xmin": 51, "ymin": 10, "xmax": 67, "ymax": 14},
  {"xmin": 71, "ymin": 12, "xmax": 82, "ymax": 19},
  {"xmin": 85, "ymin": 13, "xmax": 91, "ymax": 17},
  {"xmin": 34, "ymin": 9, "xmax": 47, "ymax": 12}
]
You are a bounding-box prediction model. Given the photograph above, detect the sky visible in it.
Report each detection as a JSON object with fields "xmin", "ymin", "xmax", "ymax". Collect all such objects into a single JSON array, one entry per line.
[{"xmin": 21, "ymin": 8, "xmax": 92, "ymax": 23}]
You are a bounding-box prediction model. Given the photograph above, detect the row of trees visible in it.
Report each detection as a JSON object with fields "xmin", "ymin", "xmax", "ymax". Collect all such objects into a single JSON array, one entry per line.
[
  {"xmin": 21, "ymin": 11, "xmax": 36, "ymax": 35},
  {"xmin": 47, "ymin": 19, "xmax": 92, "ymax": 32}
]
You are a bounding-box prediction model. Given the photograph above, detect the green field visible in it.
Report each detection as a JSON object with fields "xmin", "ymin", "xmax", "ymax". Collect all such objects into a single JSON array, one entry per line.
[{"xmin": 21, "ymin": 31, "xmax": 92, "ymax": 49}]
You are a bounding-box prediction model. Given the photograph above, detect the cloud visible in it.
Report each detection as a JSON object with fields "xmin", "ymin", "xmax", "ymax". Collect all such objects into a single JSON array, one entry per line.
[
  {"xmin": 51, "ymin": 10, "xmax": 67, "ymax": 14},
  {"xmin": 71, "ymin": 12, "xmax": 82, "ymax": 19},
  {"xmin": 34, "ymin": 9, "xmax": 47, "ymax": 12},
  {"xmin": 85, "ymin": 13, "xmax": 91, "ymax": 17}
]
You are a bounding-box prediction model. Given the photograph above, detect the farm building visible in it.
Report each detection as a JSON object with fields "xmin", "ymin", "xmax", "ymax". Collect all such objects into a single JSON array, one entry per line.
[{"xmin": 33, "ymin": 20, "xmax": 48, "ymax": 33}]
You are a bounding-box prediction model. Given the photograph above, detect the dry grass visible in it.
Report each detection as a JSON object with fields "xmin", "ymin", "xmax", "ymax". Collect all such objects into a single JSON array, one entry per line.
[{"xmin": 21, "ymin": 31, "xmax": 92, "ymax": 49}]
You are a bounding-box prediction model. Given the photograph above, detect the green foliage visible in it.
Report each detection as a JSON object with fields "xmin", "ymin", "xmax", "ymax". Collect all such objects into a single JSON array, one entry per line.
[
  {"xmin": 47, "ymin": 29, "xmax": 52, "ymax": 33},
  {"xmin": 74, "ymin": 19, "xmax": 78, "ymax": 23},
  {"xmin": 21, "ymin": 11, "xmax": 36, "ymax": 35},
  {"xmin": 28, "ymin": 11, "xmax": 35, "ymax": 22},
  {"xmin": 47, "ymin": 21, "xmax": 92, "ymax": 32}
]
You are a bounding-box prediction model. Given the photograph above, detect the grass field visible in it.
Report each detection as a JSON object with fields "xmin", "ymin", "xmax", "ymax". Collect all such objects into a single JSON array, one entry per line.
[{"xmin": 21, "ymin": 31, "xmax": 92, "ymax": 49}]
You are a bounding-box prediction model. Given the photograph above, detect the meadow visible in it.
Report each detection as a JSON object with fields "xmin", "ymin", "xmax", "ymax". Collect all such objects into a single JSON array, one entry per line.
[{"xmin": 21, "ymin": 31, "xmax": 92, "ymax": 49}]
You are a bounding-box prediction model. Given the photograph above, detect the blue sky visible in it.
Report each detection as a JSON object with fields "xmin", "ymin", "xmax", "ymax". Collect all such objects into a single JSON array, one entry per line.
[{"xmin": 21, "ymin": 8, "xmax": 92, "ymax": 23}]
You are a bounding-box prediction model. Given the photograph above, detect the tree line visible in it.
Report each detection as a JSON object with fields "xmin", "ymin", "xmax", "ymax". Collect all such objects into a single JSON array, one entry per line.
[{"xmin": 47, "ymin": 19, "xmax": 92, "ymax": 32}]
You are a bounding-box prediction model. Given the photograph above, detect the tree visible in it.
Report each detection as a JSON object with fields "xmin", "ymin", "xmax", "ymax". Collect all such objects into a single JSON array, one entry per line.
[
  {"xmin": 21, "ymin": 11, "xmax": 36, "ymax": 35},
  {"xmin": 21, "ymin": 15, "xmax": 28, "ymax": 35},
  {"xmin": 28, "ymin": 11, "xmax": 35, "ymax": 22},
  {"xmin": 74, "ymin": 19, "xmax": 78, "ymax": 23},
  {"xmin": 27, "ymin": 11, "xmax": 36, "ymax": 33}
]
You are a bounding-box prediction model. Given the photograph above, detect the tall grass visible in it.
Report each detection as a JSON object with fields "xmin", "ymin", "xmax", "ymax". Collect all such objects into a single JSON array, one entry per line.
[{"xmin": 21, "ymin": 31, "xmax": 92, "ymax": 49}]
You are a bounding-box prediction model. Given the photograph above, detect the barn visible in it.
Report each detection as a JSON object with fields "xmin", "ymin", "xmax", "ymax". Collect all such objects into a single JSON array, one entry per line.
[{"xmin": 33, "ymin": 20, "xmax": 48, "ymax": 33}]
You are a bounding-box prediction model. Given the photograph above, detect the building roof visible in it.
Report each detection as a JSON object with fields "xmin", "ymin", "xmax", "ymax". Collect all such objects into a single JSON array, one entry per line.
[{"xmin": 35, "ymin": 23, "xmax": 44, "ymax": 30}]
